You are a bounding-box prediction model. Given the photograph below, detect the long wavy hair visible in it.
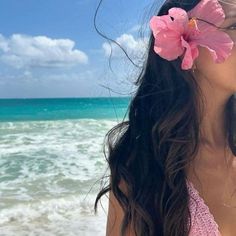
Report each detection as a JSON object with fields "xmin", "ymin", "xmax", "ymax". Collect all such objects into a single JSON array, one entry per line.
[{"xmin": 93, "ymin": 0, "xmax": 236, "ymax": 235}]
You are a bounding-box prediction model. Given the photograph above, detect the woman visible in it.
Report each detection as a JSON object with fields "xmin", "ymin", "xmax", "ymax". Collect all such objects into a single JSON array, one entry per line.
[{"xmin": 94, "ymin": 0, "xmax": 236, "ymax": 235}]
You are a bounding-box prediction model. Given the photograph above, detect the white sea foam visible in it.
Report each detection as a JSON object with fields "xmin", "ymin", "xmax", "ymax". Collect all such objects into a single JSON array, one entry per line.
[
  {"xmin": 0, "ymin": 193, "xmax": 109, "ymax": 236},
  {"xmin": 0, "ymin": 118, "xmax": 116, "ymax": 235}
]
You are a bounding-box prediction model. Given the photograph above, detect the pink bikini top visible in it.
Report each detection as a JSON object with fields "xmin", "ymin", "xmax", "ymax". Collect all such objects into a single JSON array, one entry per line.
[{"xmin": 186, "ymin": 179, "xmax": 222, "ymax": 236}]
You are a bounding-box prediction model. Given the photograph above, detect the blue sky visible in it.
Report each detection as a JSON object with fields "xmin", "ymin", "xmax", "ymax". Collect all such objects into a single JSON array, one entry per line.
[{"xmin": 0, "ymin": 0, "xmax": 162, "ymax": 98}]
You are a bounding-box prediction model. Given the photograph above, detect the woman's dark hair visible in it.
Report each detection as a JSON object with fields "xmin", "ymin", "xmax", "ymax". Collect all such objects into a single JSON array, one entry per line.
[{"xmin": 93, "ymin": 0, "xmax": 236, "ymax": 235}]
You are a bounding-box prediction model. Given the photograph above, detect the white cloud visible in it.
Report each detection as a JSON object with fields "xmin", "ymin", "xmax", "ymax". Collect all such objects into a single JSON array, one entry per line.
[
  {"xmin": 102, "ymin": 33, "xmax": 148, "ymax": 63},
  {"xmin": 0, "ymin": 34, "xmax": 88, "ymax": 69}
]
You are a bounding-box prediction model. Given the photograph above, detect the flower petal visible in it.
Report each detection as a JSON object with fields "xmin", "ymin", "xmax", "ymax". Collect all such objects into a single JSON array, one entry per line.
[
  {"xmin": 150, "ymin": 12, "xmax": 187, "ymax": 60},
  {"xmin": 153, "ymin": 30, "xmax": 184, "ymax": 60},
  {"xmin": 188, "ymin": 0, "xmax": 225, "ymax": 33},
  {"xmin": 149, "ymin": 15, "xmax": 172, "ymax": 37},
  {"xmin": 193, "ymin": 30, "xmax": 234, "ymax": 63},
  {"xmin": 167, "ymin": 7, "xmax": 189, "ymax": 33},
  {"xmin": 180, "ymin": 37, "xmax": 199, "ymax": 70},
  {"xmin": 168, "ymin": 7, "xmax": 189, "ymax": 23},
  {"xmin": 188, "ymin": 0, "xmax": 225, "ymax": 26}
]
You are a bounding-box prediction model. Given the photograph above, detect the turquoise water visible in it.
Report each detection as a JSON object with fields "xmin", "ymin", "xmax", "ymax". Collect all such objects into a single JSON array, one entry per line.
[
  {"xmin": 0, "ymin": 97, "xmax": 131, "ymax": 236},
  {"xmin": 0, "ymin": 97, "xmax": 131, "ymax": 122}
]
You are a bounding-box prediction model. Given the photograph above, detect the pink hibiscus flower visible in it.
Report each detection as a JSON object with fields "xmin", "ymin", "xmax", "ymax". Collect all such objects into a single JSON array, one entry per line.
[{"xmin": 149, "ymin": 0, "xmax": 234, "ymax": 70}]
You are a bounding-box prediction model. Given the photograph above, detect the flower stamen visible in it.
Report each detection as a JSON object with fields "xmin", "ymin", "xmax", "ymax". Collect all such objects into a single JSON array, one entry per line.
[{"xmin": 188, "ymin": 17, "xmax": 198, "ymax": 29}]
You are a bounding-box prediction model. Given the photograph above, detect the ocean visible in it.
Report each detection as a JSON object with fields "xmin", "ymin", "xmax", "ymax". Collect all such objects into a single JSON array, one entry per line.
[{"xmin": 0, "ymin": 97, "xmax": 131, "ymax": 236}]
